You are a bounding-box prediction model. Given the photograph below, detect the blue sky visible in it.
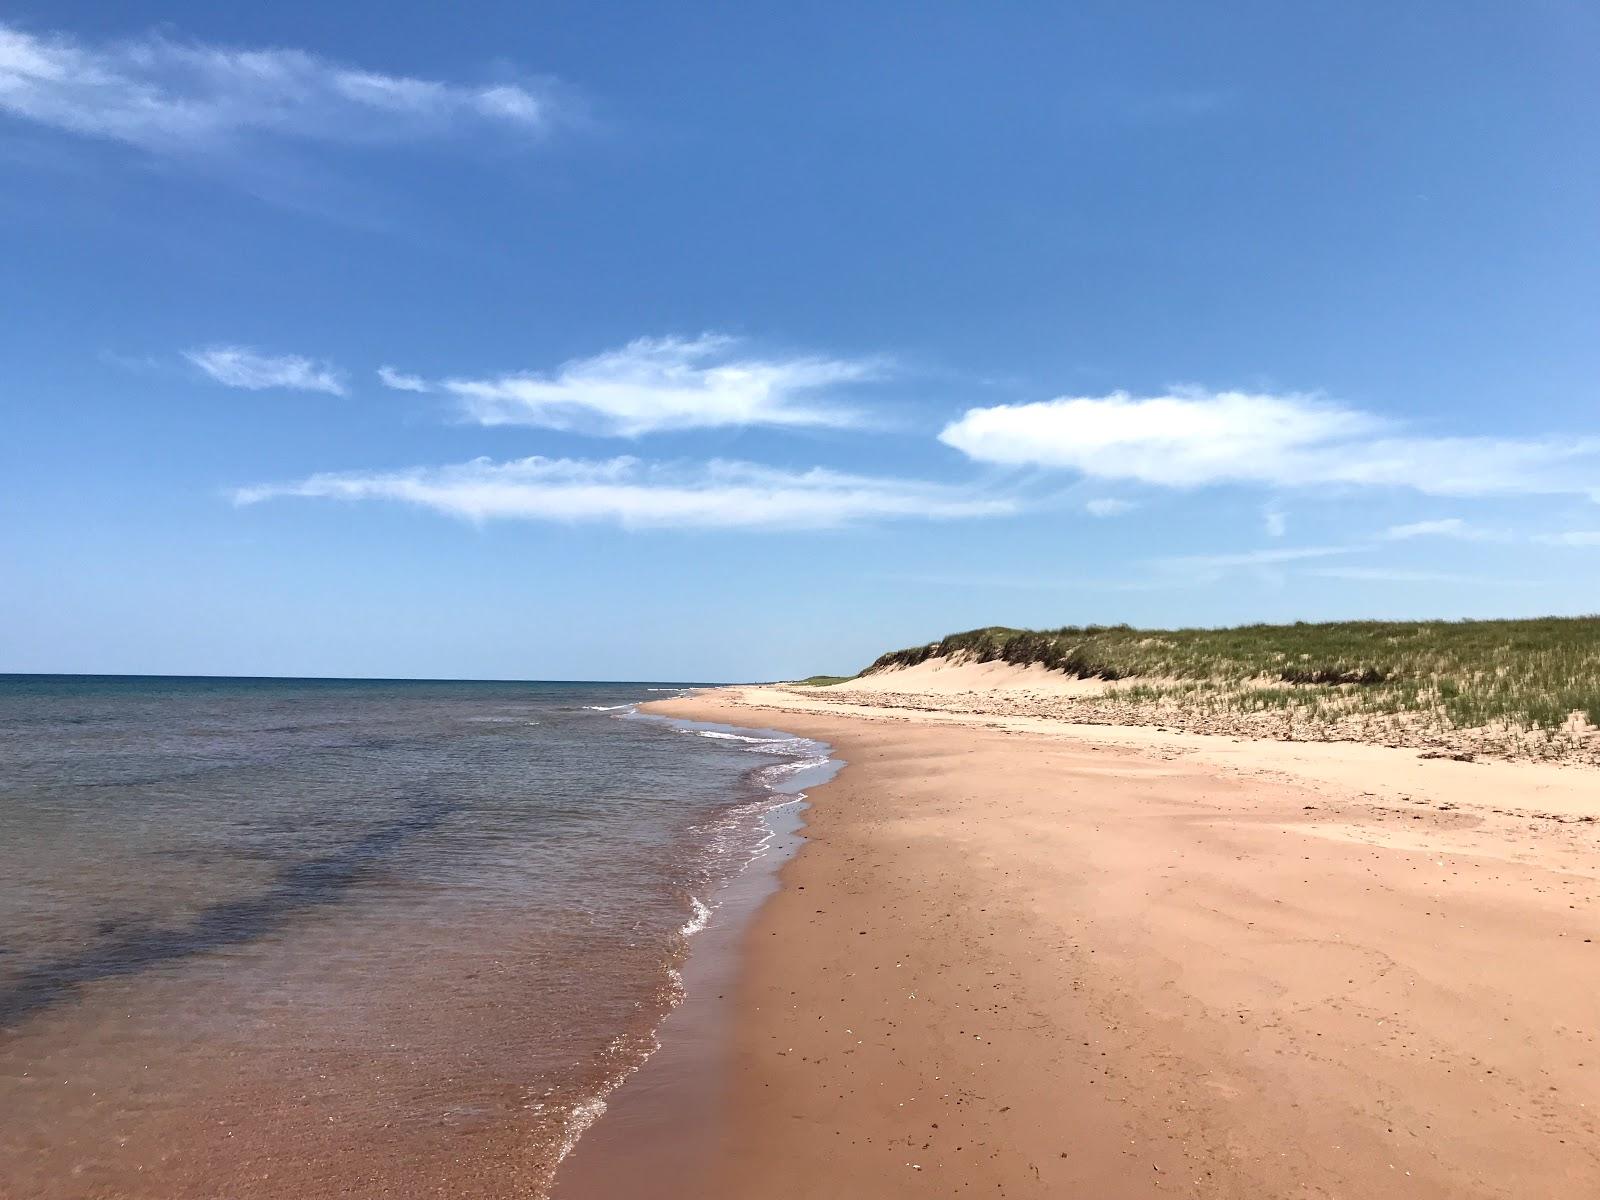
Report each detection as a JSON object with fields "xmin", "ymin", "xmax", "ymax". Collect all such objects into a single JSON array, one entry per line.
[{"xmin": 4, "ymin": 2, "xmax": 1598, "ymax": 681}]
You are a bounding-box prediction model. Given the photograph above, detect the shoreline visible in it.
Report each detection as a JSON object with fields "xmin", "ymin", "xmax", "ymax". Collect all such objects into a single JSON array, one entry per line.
[
  {"xmin": 595, "ymin": 684, "xmax": 1600, "ymax": 1198},
  {"xmin": 554, "ymin": 711, "xmax": 838, "ymax": 1200}
]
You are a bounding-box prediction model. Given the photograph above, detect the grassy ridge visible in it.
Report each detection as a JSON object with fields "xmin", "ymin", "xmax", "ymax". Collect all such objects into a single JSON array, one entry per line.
[{"xmin": 866, "ymin": 617, "xmax": 1600, "ymax": 733}]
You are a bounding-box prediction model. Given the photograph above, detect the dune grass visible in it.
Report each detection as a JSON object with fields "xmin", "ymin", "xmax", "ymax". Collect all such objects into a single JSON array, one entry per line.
[
  {"xmin": 865, "ymin": 617, "xmax": 1600, "ymax": 736},
  {"xmin": 793, "ymin": 674, "xmax": 856, "ymax": 687}
]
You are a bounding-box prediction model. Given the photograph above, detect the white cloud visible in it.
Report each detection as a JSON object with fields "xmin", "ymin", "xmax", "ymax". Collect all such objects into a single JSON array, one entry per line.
[
  {"xmin": 1154, "ymin": 545, "xmax": 1354, "ymax": 572},
  {"xmin": 233, "ymin": 456, "xmax": 1015, "ymax": 530},
  {"xmin": 1084, "ymin": 498, "xmax": 1135, "ymax": 518},
  {"xmin": 185, "ymin": 346, "xmax": 345, "ymax": 395},
  {"xmin": 942, "ymin": 391, "xmax": 1373, "ymax": 482},
  {"xmin": 1381, "ymin": 518, "xmax": 1514, "ymax": 543},
  {"xmin": 377, "ymin": 366, "xmax": 430, "ymax": 393},
  {"xmin": 939, "ymin": 388, "xmax": 1600, "ymax": 497},
  {"xmin": 1536, "ymin": 531, "xmax": 1600, "ymax": 547},
  {"xmin": 0, "ymin": 23, "xmax": 555, "ymax": 155},
  {"xmin": 1263, "ymin": 503, "xmax": 1287, "ymax": 538},
  {"xmin": 1383, "ymin": 518, "xmax": 1466, "ymax": 540},
  {"xmin": 441, "ymin": 334, "xmax": 878, "ymax": 436}
]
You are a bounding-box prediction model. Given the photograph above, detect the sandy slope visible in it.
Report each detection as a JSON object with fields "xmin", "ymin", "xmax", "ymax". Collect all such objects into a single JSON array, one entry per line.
[
  {"xmin": 639, "ymin": 685, "xmax": 1600, "ymax": 1199},
  {"xmin": 829, "ymin": 656, "xmax": 1129, "ymax": 696},
  {"xmin": 824, "ymin": 658, "xmax": 1600, "ymax": 766}
]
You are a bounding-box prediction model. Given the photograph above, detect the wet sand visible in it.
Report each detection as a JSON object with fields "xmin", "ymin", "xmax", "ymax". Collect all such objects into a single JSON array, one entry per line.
[
  {"xmin": 625, "ymin": 686, "xmax": 1600, "ymax": 1199},
  {"xmin": 554, "ymin": 797, "xmax": 808, "ymax": 1199}
]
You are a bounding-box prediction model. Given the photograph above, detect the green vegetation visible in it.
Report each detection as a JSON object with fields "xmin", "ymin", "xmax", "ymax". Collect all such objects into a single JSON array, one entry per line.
[
  {"xmin": 865, "ymin": 617, "xmax": 1600, "ymax": 735},
  {"xmin": 793, "ymin": 674, "xmax": 856, "ymax": 687}
]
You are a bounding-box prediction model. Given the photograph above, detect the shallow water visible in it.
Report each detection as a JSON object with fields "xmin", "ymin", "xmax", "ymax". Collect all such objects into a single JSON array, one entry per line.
[{"xmin": 0, "ymin": 675, "xmax": 829, "ymax": 1198}]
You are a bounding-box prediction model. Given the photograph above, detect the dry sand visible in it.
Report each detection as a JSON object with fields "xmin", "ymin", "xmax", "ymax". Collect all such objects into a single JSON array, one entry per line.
[
  {"xmin": 630, "ymin": 682, "xmax": 1600, "ymax": 1199},
  {"xmin": 832, "ymin": 656, "xmax": 1134, "ymax": 696}
]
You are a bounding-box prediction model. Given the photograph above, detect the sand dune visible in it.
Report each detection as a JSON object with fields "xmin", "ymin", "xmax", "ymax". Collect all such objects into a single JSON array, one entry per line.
[
  {"xmin": 797, "ymin": 656, "xmax": 1600, "ymax": 767},
  {"xmin": 815, "ymin": 655, "xmax": 1130, "ymax": 696}
]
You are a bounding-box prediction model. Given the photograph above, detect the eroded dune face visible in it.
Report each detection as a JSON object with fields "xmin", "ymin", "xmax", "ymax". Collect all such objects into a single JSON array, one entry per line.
[{"xmin": 820, "ymin": 655, "xmax": 1129, "ymax": 697}]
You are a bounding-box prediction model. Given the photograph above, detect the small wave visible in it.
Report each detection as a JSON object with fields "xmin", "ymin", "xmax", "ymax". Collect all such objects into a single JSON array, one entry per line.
[
  {"xmin": 739, "ymin": 737, "xmax": 820, "ymax": 757},
  {"xmin": 552, "ymin": 1092, "xmax": 613, "ymax": 1167},
  {"xmin": 686, "ymin": 729, "xmax": 789, "ymax": 744},
  {"xmin": 756, "ymin": 754, "xmax": 833, "ymax": 781},
  {"xmin": 541, "ymin": 888, "xmax": 723, "ymax": 1189},
  {"xmin": 541, "ymin": 1027, "xmax": 663, "ymax": 1191},
  {"xmin": 582, "ymin": 704, "xmax": 635, "ymax": 712},
  {"xmin": 680, "ymin": 895, "xmax": 712, "ymax": 938}
]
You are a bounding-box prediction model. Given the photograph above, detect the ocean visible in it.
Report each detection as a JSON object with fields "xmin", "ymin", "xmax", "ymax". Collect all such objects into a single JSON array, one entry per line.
[{"xmin": 0, "ymin": 675, "xmax": 832, "ymax": 1198}]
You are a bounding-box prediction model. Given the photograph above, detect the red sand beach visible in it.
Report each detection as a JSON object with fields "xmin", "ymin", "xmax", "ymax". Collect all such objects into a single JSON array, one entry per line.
[{"xmin": 567, "ymin": 683, "xmax": 1600, "ymax": 1199}]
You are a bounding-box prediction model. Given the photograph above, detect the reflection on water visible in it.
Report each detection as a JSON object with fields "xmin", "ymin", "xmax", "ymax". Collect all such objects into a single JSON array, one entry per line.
[{"xmin": 0, "ymin": 676, "xmax": 823, "ymax": 1198}]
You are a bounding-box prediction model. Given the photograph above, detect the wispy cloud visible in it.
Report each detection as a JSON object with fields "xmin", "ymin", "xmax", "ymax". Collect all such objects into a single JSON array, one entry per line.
[
  {"xmin": 1085, "ymin": 498, "xmax": 1136, "ymax": 518},
  {"xmin": 185, "ymin": 346, "xmax": 345, "ymax": 395},
  {"xmin": 1536, "ymin": 531, "xmax": 1600, "ymax": 547},
  {"xmin": 233, "ymin": 456, "xmax": 1014, "ymax": 530},
  {"xmin": 872, "ymin": 570, "xmax": 1167, "ymax": 593},
  {"xmin": 1263, "ymin": 503, "xmax": 1288, "ymax": 538},
  {"xmin": 377, "ymin": 366, "xmax": 430, "ymax": 393},
  {"xmin": 939, "ymin": 388, "xmax": 1600, "ymax": 497},
  {"xmin": 1153, "ymin": 545, "xmax": 1354, "ymax": 572},
  {"xmin": 1305, "ymin": 566, "xmax": 1533, "ymax": 585},
  {"xmin": 1382, "ymin": 517, "xmax": 1472, "ymax": 540},
  {"xmin": 0, "ymin": 23, "xmax": 558, "ymax": 156},
  {"xmin": 1149, "ymin": 518, "xmax": 1551, "ymax": 586},
  {"xmin": 439, "ymin": 334, "xmax": 881, "ymax": 436}
]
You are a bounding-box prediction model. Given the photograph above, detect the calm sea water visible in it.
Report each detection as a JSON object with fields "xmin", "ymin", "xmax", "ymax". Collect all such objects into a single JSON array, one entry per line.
[{"xmin": 0, "ymin": 675, "xmax": 829, "ymax": 1199}]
